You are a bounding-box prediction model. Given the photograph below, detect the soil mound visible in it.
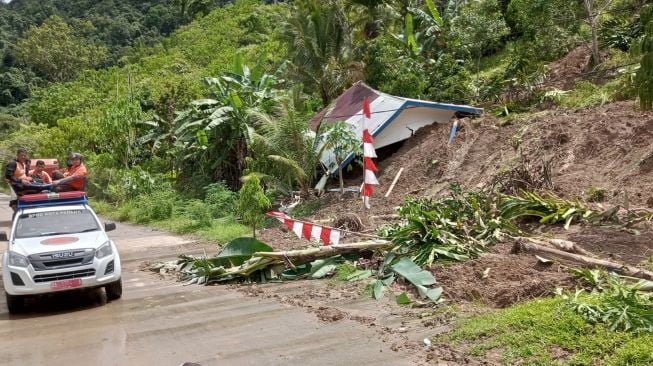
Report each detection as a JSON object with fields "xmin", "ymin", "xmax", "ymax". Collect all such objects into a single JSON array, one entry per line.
[{"xmin": 259, "ymin": 100, "xmax": 653, "ymax": 308}]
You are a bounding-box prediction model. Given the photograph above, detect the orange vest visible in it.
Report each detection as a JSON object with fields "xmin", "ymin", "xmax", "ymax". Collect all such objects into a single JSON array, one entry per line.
[
  {"xmin": 13, "ymin": 161, "xmax": 27, "ymax": 180},
  {"xmin": 64, "ymin": 164, "xmax": 87, "ymax": 190}
]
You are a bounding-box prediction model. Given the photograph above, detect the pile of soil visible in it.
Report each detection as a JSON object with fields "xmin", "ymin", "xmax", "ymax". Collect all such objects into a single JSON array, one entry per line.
[
  {"xmin": 258, "ymin": 100, "xmax": 653, "ymax": 310},
  {"xmin": 432, "ymin": 242, "xmax": 576, "ymax": 308},
  {"xmin": 545, "ymin": 44, "xmax": 593, "ymax": 90}
]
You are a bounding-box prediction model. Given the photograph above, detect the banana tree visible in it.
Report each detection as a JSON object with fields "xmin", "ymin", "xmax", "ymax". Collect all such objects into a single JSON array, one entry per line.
[
  {"xmin": 389, "ymin": 0, "xmax": 445, "ymax": 56},
  {"xmin": 178, "ymin": 57, "xmax": 284, "ymax": 188},
  {"xmin": 248, "ymin": 86, "xmax": 327, "ymax": 197},
  {"xmin": 281, "ymin": 0, "xmax": 361, "ymax": 106}
]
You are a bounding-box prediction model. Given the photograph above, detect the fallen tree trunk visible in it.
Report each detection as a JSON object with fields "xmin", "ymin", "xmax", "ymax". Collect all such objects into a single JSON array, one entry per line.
[
  {"xmin": 198, "ymin": 240, "xmax": 393, "ymax": 282},
  {"xmin": 512, "ymin": 241, "xmax": 653, "ymax": 281},
  {"xmin": 255, "ymin": 240, "xmax": 392, "ymax": 260}
]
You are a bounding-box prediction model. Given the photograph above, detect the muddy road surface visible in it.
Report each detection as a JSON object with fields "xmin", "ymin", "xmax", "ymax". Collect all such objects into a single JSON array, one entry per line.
[{"xmin": 0, "ymin": 195, "xmax": 414, "ymax": 366}]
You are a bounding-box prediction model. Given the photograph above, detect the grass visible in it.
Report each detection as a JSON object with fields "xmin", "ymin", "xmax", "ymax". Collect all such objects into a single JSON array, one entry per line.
[
  {"xmin": 291, "ymin": 198, "xmax": 323, "ymax": 218},
  {"xmin": 333, "ymin": 263, "xmax": 358, "ymax": 282},
  {"xmin": 91, "ymin": 199, "xmax": 249, "ymax": 245},
  {"xmin": 440, "ymin": 297, "xmax": 653, "ymax": 365}
]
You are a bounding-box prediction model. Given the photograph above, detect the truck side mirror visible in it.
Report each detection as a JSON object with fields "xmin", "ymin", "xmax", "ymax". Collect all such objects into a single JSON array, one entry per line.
[
  {"xmin": 104, "ymin": 222, "xmax": 116, "ymax": 232},
  {"xmin": 0, "ymin": 231, "xmax": 7, "ymax": 241}
]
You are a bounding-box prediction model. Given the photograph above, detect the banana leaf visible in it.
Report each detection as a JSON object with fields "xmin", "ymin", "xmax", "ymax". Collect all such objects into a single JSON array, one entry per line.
[
  {"xmin": 215, "ymin": 237, "xmax": 273, "ymax": 267},
  {"xmin": 391, "ymin": 257, "xmax": 442, "ymax": 302}
]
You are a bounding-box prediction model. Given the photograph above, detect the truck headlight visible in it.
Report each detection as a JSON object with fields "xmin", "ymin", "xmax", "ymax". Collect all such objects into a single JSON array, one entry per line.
[
  {"xmin": 95, "ymin": 242, "xmax": 113, "ymax": 259},
  {"xmin": 8, "ymin": 251, "xmax": 29, "ymax": 267}
]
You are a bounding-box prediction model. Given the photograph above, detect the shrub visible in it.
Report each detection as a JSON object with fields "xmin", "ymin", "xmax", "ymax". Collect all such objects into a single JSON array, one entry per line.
[
  {"xmin": 559, "ymin": 81, "xmax": 612, "ymax": 109},
  {"xmin": 586, "ymin": 186, "xmax": 608, "ymax": 202},
  {"xmin": 203, "ymin": 182, "xmax": 237, "ymax": 218},
  {"xmin": 182, "ymin": 199, "xmax": 213, "ymax": 228},
  {"xmin": 364, "ymin": 36, "xmax": 427, "ymax": 99},
  {"xmin": 425, "ymin": 54, "xmax": 473, "ymax": 104}
]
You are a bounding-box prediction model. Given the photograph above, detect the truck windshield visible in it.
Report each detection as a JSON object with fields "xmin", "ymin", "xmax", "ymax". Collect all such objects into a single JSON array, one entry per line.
[{"xmin": 15, "ymin": 209, "xmax": 100, "ymax": 239}]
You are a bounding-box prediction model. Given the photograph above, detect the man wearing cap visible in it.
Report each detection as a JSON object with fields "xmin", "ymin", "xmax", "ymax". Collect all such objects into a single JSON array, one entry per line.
[{"xmin": 52, "ymin": 153, "xmax": 87, "ymax": 192}]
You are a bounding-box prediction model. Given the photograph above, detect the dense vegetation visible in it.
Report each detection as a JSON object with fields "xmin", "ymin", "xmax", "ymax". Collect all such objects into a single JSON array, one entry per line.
[
  {"xmin": 0, "ymin": 0, "xmax": 649, "ymax": 238},
  {"xmin": 0, "ymin": 0, "xmax": 237, "ymax": 108}
]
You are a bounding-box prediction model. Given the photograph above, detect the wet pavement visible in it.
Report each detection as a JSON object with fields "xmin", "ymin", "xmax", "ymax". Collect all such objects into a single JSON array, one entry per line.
[{"xmin": 0, "ymin": 195, "xmax": 413, "ymax": 366}]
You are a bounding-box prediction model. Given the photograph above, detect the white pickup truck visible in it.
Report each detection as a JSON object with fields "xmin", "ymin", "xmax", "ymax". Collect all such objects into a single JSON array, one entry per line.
[{"xmin": 2, "ymin": 191, "xmax": 122, "ymax": 314}]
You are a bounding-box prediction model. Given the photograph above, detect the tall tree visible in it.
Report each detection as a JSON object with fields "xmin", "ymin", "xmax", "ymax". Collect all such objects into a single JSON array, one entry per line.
[
  {"xmin": 638, "ymin": 4, "xmax": 653, "ymax": 110},
  {"xmin": 14, "ymin": 15, "xmax": 107, "ymax": 82},
  {"xmin": 583, "ymin": 0, "xmax": 615, "ymax": 66},
  {"xmin": 281, "ymin": 0, "xmax": 361, "ymax": 106}
]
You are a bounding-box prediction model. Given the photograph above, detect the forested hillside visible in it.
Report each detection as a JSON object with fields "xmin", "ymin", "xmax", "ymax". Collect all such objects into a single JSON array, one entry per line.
[
  {"xmin": 0, "ymin": 0, "xmax": 651, "ymax": 238},
  {"xmin": 0, "ymin": 0, "xmax": 237, "ymax": 108}
]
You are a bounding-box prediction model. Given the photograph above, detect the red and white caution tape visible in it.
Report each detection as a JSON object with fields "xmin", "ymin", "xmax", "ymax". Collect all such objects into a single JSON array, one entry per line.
[
  {"xmin": 362, "ymin": 96, "xmax": 379, "ymax": 209},
  {"xmin": 266, "ymin": 211, "xmax": 341, "ymax": 246}
]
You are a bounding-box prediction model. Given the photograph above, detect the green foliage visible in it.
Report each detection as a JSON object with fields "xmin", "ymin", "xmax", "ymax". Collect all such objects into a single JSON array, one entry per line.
[
  {"xmin": 383, "ymin": 187, "xmax": 519, "ymax": 266},
  {"xmin": 281, "ymin": 0, "xmax": 358, "ymax": 106},
  {"xmin": 15, "ymin": 15, "xmax": 107, "ymax": 82},
  {"xmin": 363, "ymin": 36, "xmax": 427, "ymax": 99},
  {"xmin": 203, "ymin": 182, "xmax": 237, "ymax": 218},
  {"xmin": 249, "ymin": 86, "xmax": 323, "ymax": 196},
  {"xmin": 564, "ymin": 270, "xmax": 653, "ymax": 333},
  {"xmin": 214, "ymin": 237, "xmax": 274, "ymax": 267},
  {"xmin": 181, "ymin": 199, "xmax": 214, "ymax": 228},
  {"xmin": 172, "ymin": 57, "xmax": 283, "ymax": 188},
  {"xmin": 322, "ymin": 120, "xmax": 360, "ymax": 194},
  {"xmin": 89, "ymin": 166, "xmax": 166, "ymax": 204},
  {"xmin": 129, "ymin": 190, "xmax": 178, "ymax": 224},
  {"xmin": 194, "ymin": 219, "xmax": 250, "ymax": 244},
  {"xmin": 586, "ymin": 186, "xmax": 608, "ymax": 202},
  {"xmin": 96, "ymin": 99, "xmax": 143, "ymax": 168},
  {"xmin": 27, "ymin": 83, "xmax": 104, "ymax": 127},
  {"xmin": 425, "ymin": 53, "xmax": 473, "ymax": 104},
  {"xmin": 445, "ymin": 297, "xmax": 653, "ymax": 365},
  {"xmin": 237, "ymin": 174, "xmax": 271, "ymax": 237},
  {"xmin": 506, "ymin": 0, "xmax": 583, "ymax": 61},
  {"xmin": 0, "ymin": 67, "xmax": 41, "ymax": 106},
  {"xmin": 600, "ymin": 16, "xmax": 644, "ymax": 52},
  {"xmin": 334, "ymin": 262, "xmax": 358, "ymax": 282},
  {"xmin": 449, "ymin": 0, "xmax": 510, "ymax": 59},
  {"xmin": 559, "ymin": 81, "xmax": 614, "ymax": 109},
  {"xmin": 499, "ymin": 190, "xmax": 598, "ymax": 229}
]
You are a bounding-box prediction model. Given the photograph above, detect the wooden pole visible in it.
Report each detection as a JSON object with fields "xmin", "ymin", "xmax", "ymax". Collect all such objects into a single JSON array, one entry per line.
[
  {"xmin": 512, "ymin": 240, "xmax": 653, "ymax": 281},
  {"xmin": 385, "ymin": 167, "xmax": 404, "ymax": 198}
]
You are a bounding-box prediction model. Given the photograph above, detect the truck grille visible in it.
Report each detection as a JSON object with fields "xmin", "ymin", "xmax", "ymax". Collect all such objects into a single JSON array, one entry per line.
[
  {"xmin": 29, "ymin": 249, "xmax": 94, "ymax": 271},
  {"xmin": 33, "ymin": 269, "xmax": 96, "ymax": 283}
]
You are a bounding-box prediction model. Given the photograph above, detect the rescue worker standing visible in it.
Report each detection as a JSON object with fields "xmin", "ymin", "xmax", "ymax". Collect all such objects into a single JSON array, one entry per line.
[{"xmin": 5, "ymin": 148, "xmax": 33, "ymax": 210}]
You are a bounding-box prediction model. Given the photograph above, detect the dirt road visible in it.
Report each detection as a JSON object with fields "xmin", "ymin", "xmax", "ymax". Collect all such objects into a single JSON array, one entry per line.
[{"xmin": 0, "ymin": 194, "xmax": 415, "ymax": 366}]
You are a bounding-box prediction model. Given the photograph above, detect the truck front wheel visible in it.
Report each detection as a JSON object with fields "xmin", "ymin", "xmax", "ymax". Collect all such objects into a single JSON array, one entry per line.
[
  {"xmin": 5, "ymin": 292, "xmax": 24, "ymax": 314},
  {"xmin": 105, "ymin": 279, "xmax": 122, "ymax": 301}
]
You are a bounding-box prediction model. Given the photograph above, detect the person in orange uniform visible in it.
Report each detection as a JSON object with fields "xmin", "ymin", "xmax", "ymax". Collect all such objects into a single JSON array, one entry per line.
[
  {"xmin": 52, "ymin": 153, "xmax": 87, "ymax": 192},
  {"xmin": 29, "ymin": 160, "xmax": 53, "ymax": 184},
  {"xmin": 4, "ymin": 148, "xmax": 33, "ymax": 210}
]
